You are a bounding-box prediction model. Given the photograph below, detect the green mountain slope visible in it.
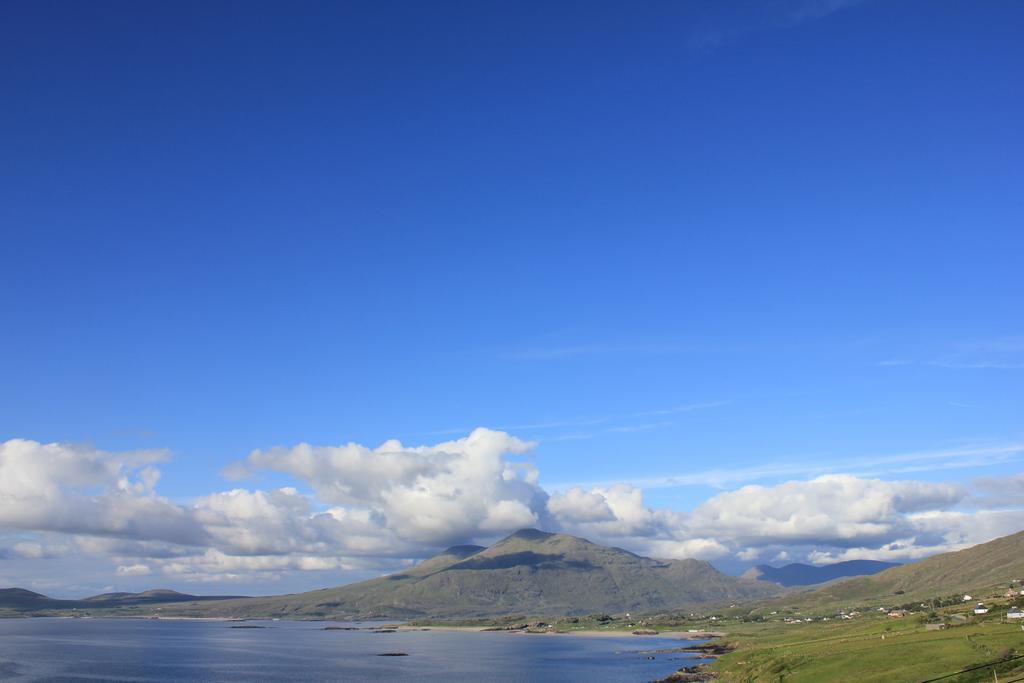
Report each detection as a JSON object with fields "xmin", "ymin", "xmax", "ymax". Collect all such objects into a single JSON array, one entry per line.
[
  {"xmin": 775, "ymin": 530, "xmax": 1024, "ymax": 609},
  {"xmin": 404, "ymin": 544, "xmax": 485, "ymax": 575}
]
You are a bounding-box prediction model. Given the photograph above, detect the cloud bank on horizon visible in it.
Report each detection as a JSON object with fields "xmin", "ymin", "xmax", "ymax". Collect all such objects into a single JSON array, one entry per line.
[{"xmin": 2, "ymin": 429, "xmax": 1023, "ymax": 594}]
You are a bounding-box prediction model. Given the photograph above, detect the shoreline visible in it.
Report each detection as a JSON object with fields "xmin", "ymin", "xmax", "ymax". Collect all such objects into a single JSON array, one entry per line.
[
  {"xmin": 397, "ymin": 625, "xmax": 725, "ymax": 640},
  {"xmin": 12, "ymin": 614, "xmax": 724, "ymax": 642}
]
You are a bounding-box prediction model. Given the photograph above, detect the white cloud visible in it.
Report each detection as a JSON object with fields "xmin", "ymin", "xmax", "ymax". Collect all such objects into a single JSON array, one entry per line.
[
  {"xmin": 547, "ymin": 488, "xmax": 616, "ymax": 523},
  {"xmin": 116, "ymin": 563, "xmax": 152, "ymax": 576},
  {"xmin": 545, "ymin": 484, "xmax": 724, "ymax": 559},
  {"xmin": 737, "ymin": 547, "xmax": 761, "ymax": 562},
  {"xmin": 686, "ymin": 475, "xmax": 965, "ymax": 548},
  {"xmin": 12, "ymin": 542, "xmax": 45, "ymax": 559},
  {"xmin": 644, "ymin": 537, "xmax": 731, "ymax": 560},
  {"xmin": 554, "ymin": 484, "xmax": 663, "ymax": 538},
  {"xmin": 0, "ymin": 439, "xmax": 206, "ymax": 546},
  {"xmin": 3, "ymin": 433, "xmax": 1024, "ymax": 590},
  {"xmin": 543, "ymin": 474, "xmax": 994, "ymax": 565},
  {"xmin": 225, "ymin": 428, "xmax": 548, "ymax": 546}
]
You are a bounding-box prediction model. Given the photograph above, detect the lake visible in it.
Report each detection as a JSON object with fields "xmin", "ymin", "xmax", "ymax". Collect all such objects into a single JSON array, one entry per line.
[{"xmin": 0, "ymin": 618, "xmax": 708, "ymax": 681}]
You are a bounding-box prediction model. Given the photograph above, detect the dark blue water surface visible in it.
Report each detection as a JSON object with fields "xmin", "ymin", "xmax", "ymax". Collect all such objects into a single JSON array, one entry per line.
[{"xmin": 0, "ymin": 618, "xmax": 707, "ymax": 682}]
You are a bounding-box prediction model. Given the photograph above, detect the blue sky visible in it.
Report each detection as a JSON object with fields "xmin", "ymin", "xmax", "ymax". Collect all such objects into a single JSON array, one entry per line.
[{"xmin": 1, "ymin": 0, "xmax": 1022, "ymax": 596}]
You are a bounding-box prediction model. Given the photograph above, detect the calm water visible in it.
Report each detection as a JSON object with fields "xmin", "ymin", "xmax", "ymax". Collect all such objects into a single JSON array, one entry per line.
[{"xmin": 0, "ymin": 618, "xmax": 707, "ymax": 682}]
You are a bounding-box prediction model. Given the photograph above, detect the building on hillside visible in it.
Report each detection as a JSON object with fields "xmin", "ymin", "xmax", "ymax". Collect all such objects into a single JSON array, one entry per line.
[
  {"xmin": 888, "ymin": 610, "xmax": 908, "ymax": 618},
  {"xmin": 1007, "ymin": 608, "xmax": 1024, "ymax": 619},
  {"xmin": 963, "ymin": 594, "xmax": 973, "ymax": 601},
  {"xmin": 924, "ymin": 623, "xmax": 947, "ymax": 631},
  {"xmin": 974, "ymin": 603, "xmax": 989, "ymax": 615}
]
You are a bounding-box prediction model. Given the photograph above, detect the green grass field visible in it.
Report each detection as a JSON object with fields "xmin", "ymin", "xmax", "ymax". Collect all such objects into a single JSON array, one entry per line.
[{"xmin": 711, "ymin": 613, "xmax": 1024, "ymax": 682}]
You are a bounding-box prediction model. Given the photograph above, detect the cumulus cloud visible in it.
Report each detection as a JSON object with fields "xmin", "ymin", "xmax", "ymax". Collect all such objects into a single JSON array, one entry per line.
[
  {"xmin": 547, "ymin": 484, "xmax": 727, "ymax": 560},
  {"xmin": 0, "ymin": 439, "xmax": 206, "ymax": 546},
  {"xmin": 225, "ymin": 428, "xmax": 548, "ymax": 546},
  {"xmin": 686, "ymin": 475, "xmax": 965, "ymax": 548},
  {"xmin": 547, "ymin": 488, "xmax": 616, "ymax": 523},
  {"xmin": 0, "ymin": 431, "xmax": 557, "ymax": 585},
  {"xmin": 116, "ymin": 563, "xmax": 152, "ymax": 576},
  {"xmin": 2, "ymin": 433, "xmax": 1023, "ymax": 589},
  {"xmin": 802, "ymin": 512, "xmax": 1024, "ymax": 564},
  {"xmin": 544, "ymin": 475, "xmax": 984, "ymax": 564},
  {"xmin": 644, "ymin": 537, "xmax": 731, "ymax": 560}
]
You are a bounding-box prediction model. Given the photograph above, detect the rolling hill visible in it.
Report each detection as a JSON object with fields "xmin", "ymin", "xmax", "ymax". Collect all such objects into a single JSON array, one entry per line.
[
  {"xmin": 742, "ymin": 560, "xmax": 899, "ymax": 587},
  {"xmin": 0, "ymin": 588, "xmax": 245, "ymax": 613},
  {"xmin": 772, "ymin": 529, "xmax": 1024, "ymax": 609}
]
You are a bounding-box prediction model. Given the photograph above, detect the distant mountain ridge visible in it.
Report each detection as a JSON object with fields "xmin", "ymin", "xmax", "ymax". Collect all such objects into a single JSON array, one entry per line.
[
  {"xmin": 0, "ymin": 529, "xmax": 778, "ymax": 619},
  {"xmin": 0, "ymin": 588, "xmax": 246, "ymax": 612},
  {"xmin": 784, "ymin": 529, "xmax": 1024, "ymax": 607},
  {"xmin": 743, "ymin": 560, "xmax": 900, "ymax": 587},
  {"xmin": 7, "ymin": 529, "xmax": 1024, "ymax": 619},
  {"xmin": 202, "ymin": 528, "xmax": 780, "ymax": 619}
]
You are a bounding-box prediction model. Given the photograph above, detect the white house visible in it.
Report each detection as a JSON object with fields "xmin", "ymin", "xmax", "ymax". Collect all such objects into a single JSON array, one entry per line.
[
  {"xmin": 974, "ymin": 603, "xmax": 989, "ymax": 615},
  {"xmin": 1008, "ymin": 608, "xmax": 1024, "ymax": 620},
  {"xmin": 963, "ymin": 595, "xmax": 973, "ymax": 601}
]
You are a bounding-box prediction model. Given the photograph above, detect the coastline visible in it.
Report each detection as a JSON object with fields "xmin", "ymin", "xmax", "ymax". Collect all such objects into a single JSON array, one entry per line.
[
  {"xmin": 396, "ymin": 624, "xmax": 724, "ymax": 640},
  {"xmin": 7, "ymin": 613, "xmax": 723, "ymax": 641},
  {"xmin": 6, "ymin": 614, "xmax": 725, "ymax": 642}
]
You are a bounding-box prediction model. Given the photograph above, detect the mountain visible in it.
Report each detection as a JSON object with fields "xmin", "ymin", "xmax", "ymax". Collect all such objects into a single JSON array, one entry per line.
[
  {"xmin": 404, "ymin": 544, "xmax": 486, "ymax": 574},
  {"xmin": 0, "ymin": 529, "xmax": 779, "ymax": 619},
  {"xmin": 742, "ymin": 560, "xmax": 899, "ymax": 587},
  {"xmin": 172, "ymin": 529, "xmax": 779, "ymax": 619},
  {"xmin": 0, "ymin": 532, "xmax": 774, "ymax": 622},
  {"xmin": 9, "ymin": 530, "xmax": 1024, "ymax": 620},
  {"xmin": 0, "ymin": 588, "xmax": 246, "ymax": 612},
  {"xmin": 81, "ymin": 589, "xmax": 220, "ymax": 606},
  {"xmin": 0, "ymin": 588, "xmax": 60, "ymax": 611},
  {"xmin": 777, "ymin": 529, "xmax": 1024, "ymax": 608},
  {"xmin": 9, "ymin": 530, "xmax": 1024, "ymax": 619}
]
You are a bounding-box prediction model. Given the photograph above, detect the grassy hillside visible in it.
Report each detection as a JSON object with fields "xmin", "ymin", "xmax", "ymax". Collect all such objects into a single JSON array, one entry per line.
[
  {"xmin": 711, "ymin": 604, "xmax": 1024, "ymax": 682},
  {"xmin": 770, "ymin": 530, "xmax": 1024, "ymax": 611}
]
